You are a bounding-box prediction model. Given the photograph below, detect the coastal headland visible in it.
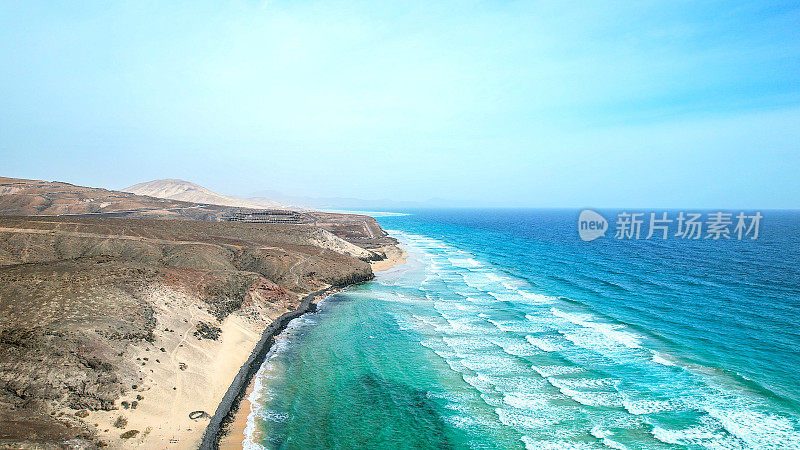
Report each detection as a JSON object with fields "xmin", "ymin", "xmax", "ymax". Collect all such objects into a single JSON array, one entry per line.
[{"xmin": 0, "ymin": 177, "xmax": 405, "ymax": 448}]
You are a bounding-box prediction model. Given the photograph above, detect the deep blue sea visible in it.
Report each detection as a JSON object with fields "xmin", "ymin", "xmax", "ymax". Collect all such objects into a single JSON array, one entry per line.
[{"xmin": 245, "ymin": 209, "xmax": 800, "ymax": 449}]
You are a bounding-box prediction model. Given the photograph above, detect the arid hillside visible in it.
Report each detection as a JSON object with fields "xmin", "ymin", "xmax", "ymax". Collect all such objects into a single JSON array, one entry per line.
[
  {"xmin": 0, "ymin": 173, "xmax": 403, "ymax": 448},
  {"xmin": 0, "ymin": 215, "xmax": 376, "ymax": 448},
  {"xmin": 0, "ymin": 177, "xmax": 397, "ymax": 253},
  {"xmin": 0, "ymin": 176, "xmax": 222, "ymax": 220}
]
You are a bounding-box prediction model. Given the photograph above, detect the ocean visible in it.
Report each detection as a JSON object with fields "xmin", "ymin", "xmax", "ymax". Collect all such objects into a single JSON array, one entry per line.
[{"xmin": 243, "ymin": 209, "xmax": 800, "ymax": 449}]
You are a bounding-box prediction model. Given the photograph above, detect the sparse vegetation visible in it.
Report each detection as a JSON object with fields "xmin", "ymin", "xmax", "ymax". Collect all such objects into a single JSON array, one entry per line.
[
  {"xmin": 120, "ymin": 430, "xmax": 139, "ymax": 439},
  {"xmin": 201, "ymin": 272, "xmax": 260, "ymax": 321},
  {"xmin": 193, "ymin": 322, "xmax": 222, "ymax": 340},
  {"xmin": 113, "ymin": 416, "xmax": 127, "ymax": 428}
]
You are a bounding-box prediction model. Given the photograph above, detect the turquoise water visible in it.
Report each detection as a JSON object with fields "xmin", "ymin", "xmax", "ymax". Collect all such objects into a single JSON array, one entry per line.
[{"xmin": 245, "ymin": 209, "xmax": 800, "ymax": 449}]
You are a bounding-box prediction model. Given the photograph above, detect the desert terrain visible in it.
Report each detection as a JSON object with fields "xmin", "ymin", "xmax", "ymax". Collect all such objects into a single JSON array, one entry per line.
[{"xmin": 0, "ymin": 177, "xmax": 402, "ymax": 448}]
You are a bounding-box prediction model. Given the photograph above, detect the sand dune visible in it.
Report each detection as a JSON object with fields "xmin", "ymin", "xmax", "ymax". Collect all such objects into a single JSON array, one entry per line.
[{"xmin": 124, "ymin": 179, "xmax": 285, "ymax": 210}]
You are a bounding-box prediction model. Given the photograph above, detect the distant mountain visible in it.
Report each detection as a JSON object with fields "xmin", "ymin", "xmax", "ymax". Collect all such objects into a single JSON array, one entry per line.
[{"xmin": 124, "ymin": 179, "xmax": 286, "ymax": 209}]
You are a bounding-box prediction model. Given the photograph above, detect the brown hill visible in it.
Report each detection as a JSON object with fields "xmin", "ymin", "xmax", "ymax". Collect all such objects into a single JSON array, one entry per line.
[
  {"xmin": 0, "ymin": 176, "xmax": 223, "ymax": 220},
  {"xmin": 0, "ymin": 215, "xmax": 375, "ymax": 448},
  {"xmin": 0, "ymin": 176, "xmax": 397, "ymax": 253}
]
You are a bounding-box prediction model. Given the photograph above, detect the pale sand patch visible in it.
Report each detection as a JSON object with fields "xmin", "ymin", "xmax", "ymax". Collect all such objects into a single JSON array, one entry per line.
[
  {"xmin": 371, "ymin": 244, "xmax": 408, "ymax": 272},
  {"xmin": 82, "ymin": 287, "xmax": 282, "ymax": 448}
]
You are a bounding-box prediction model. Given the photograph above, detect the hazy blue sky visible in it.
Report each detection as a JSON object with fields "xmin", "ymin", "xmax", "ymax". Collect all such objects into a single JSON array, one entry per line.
[{"xmin": 1, "ymin": 1, "xmax": 799, "ymax": 208}]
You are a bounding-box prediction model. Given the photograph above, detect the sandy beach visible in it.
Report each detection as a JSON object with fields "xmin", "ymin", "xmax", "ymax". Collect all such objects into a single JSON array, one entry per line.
[
  {"xmin": 371, "ymin": 244, "xmax": 409, "ymax": 272},
  {"xmin": 75, "ymin": 287, "xmax": 285, "ymax": 448}
]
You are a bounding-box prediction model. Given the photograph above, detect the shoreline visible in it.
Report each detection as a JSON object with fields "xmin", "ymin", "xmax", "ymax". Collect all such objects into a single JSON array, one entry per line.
[
  {"xmin": 370, "ymin": 244, "xmax": 409, "ymax": 272},
  {"xmin": 198, "ymin": 286, "xmax": 335, "ymax": 449},
  {"xmin": 216, "ymin": 244, "xmax": 408, "ymax": 448}
]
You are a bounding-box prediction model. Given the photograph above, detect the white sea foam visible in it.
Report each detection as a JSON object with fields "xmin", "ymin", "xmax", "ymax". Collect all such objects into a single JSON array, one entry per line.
[
  {"xmin": 464, "ymin": 295, "xmax": 495, "ymax": 305},
  {"xmin": 621, "ymin": 398, "xmax": 673, "ymax": 415},
  {"xmin": 439, "ymin": 317, "xmax": 490, "ymax": 336},
  {"xmin": 549, "ymin": 377, "xmax": 617, "ymax": 389},
  {"xmin": 552, "ymin": 308, "xmax": 642, "ymax": 349},
  {"xmin": 590, "ymin": 426, "xmax": 629, "ymax": 450},
  {"xmin": 519, "ymin": 291, "xmax": 555, "ymax": 303},
  {"xmin": 433, "ymin": 301, "xmax": 482, "ymax": 318},
  {"xmin": 481, "ymin": 392, "xmax": 504, "ymax": 407},
  {"xmin": 489, "ymin": 337, "xmax": 539, "ymax": 357},
  {"xmin": 395, "ymin": 318, "xmax": 414, "ymax": 331},
  {"xmin": 525, "ymin": 335, "xmax": 563, "ymax": 352},
  {"xmin": 454, "ymin": 302, "xmax": 480, "ymax": 312},
  {"xmin": 462, "ymin": 374, "xmax": 497, "ymax": 394},
  {"xmin": 257, "ymin": 410, "xmax": 288, "ymax": 423},
  {"xmin": 443, "ymin": 357, "xmax": 469, "ymax": 373},
  {"xmin": 590, "ymin": 426, "xmax": 612, "ymax": 439},
  {"xmin": 489, "ymin": 319, "xmax": 548, "ymax": 333},
  {"xmin": 521, "ymin": 436, "xmax": 597, "ymax": 449},
  {"xmin": 502, "ymin": 392, "xmax": 550, "ymax": 410},
  {"xmin": 525, "ymin": 313, "xmax": 563, "ymax": 328},
  {"xmin": 426, "ymin": 391, "xmax": 476, "ymax": 416},
  {"xmin": 419, "ymin": 337, "xmax": 447, "ymax": 352},
  {"xmin": 488, "ymin": 291, "xmax": 522, "ymax": 302},
  {"xmin": 442, "ymin": 336, "xmax": 495, "ymax": 353},
  {"xmin": 485, "ymin": 272, "xmax": 504, "ymax": 282},
  {"xmin": 411, "ymin": 314, "xmax": 442, "ymax": 329},
  {"xmin": 433, "ymin": 301, "xmax": 466, "ymax": 317},
  {"xmin": 705, "ymin": 407, "xmax": 800, "ymax": 447},
  {"xmin": 651, "ymin": 425, "xmax": 734, "ymax": 447},
  {"xmin": 448, "ymin": 257, "xmax": 482, "ymax": 268},
  {"xmin": 462, "ymin": 271, "xmax": 494, "ymax": 288},
  {"xmin": 496, "ymin": 407, "xmax": 557, "ymax": 430},
  {"xmin": 548, "ymin": 382, "xmax": 623, "ymax": 407},
  {"xmin": 428, "ymin": 347, "xmax": 456, "ymax": 359},
  {"xmin": 651, "ymin": 351, "xmax": 676, "ymax": 366}
]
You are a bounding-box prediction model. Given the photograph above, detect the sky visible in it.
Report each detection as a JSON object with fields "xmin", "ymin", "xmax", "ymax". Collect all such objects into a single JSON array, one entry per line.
[{"xmin": 1, "ymin": 0, "xmax": 799, "ymax": 208}]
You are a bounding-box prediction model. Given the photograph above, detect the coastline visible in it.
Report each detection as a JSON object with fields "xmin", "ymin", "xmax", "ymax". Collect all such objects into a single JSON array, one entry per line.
[
  {"xmin": 217, "ymin": 244, "xmax": 407, "ymax": 449},
  {"xmin": 0, "ymin": 179, "xmax": 403, "ymax": 448},
  {"xmin": 199, "ymin": 286, "xmax": 334, "ymax": 449},
  {"xmin": 370, "ymin": 244, "xmax": 409, "ymax": 272}
]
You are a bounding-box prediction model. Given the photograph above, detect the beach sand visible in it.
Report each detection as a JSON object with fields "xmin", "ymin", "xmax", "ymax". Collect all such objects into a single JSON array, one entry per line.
[
  {"xmin": 219, "ymin": 382, "xmax": 255, "ymax": 449},
  {"xmin": 78, "ymin": 287, "xmax": 284, "ymax": 448},
  {"xmin": 371, "ymin": 244, "xmax": 409, "ymax": 272}
]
